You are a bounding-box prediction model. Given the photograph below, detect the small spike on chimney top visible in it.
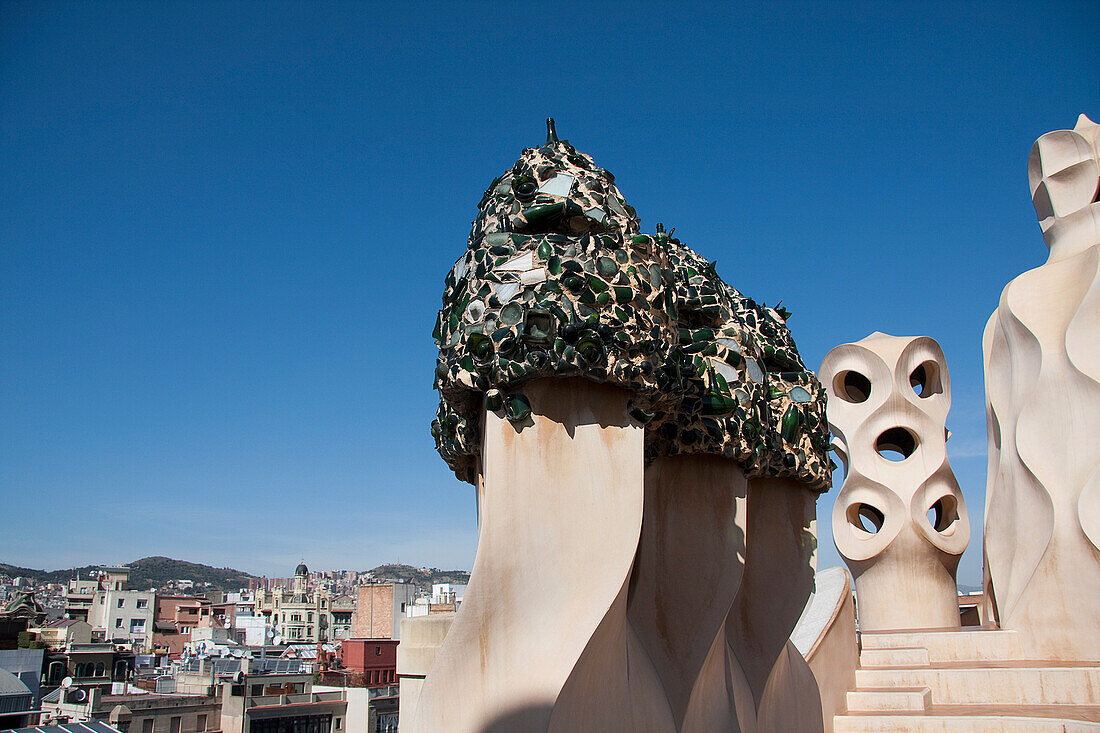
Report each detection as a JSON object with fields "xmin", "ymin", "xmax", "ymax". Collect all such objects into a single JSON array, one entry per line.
[{"xmin": 546, "ymin": 118, "xmax": 559, "ymax": 144}]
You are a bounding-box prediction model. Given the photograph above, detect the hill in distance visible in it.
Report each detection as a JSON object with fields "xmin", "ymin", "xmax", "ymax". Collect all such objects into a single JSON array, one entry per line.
[
  {"xmin": 365, "ymin": 563, "xmax": 470, "ymax": 589},
  {"xmin": 0, "ymin": 556, "xmax": 256, "ymax": 593},
  {"xmin": 127, "ymin": 556, "xmax": 255, "ymax": 590},
  {"xmin": 2, "ymin": 558, "xmax": 471, "ymax": 594}
]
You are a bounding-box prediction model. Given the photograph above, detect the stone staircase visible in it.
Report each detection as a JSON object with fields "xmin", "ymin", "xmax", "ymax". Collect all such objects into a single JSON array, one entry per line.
[{"xmin": 832, "ymin": 628, "xmax": 1100, "ymax": 732}]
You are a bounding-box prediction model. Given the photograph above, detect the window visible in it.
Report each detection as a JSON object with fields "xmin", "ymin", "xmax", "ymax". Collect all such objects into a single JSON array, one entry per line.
[
  {"xmin": 375, "ymin": 646, "xmax": 382, "ymax": 656},
  {"xmin": 335, "ymin": 719, "xmax": 341, "ymax": 730},
  {"xmin": 251, "ymin": 685, "xmax": 263, "ymax": 697},
  {"xmin": 251, "ymin": 714, "xmax": 331, "ymax": 733},
  {"xmin": 307, "ymin": 613, "xmax": 313, "ymax": 622},
  {"xmin": 169, "ymin": 716, "xmax": 181, "ymax": 733},
  {"xmin": 142, "ymin": 719, "xmax": 153, "ymax": 733},
  {"xmin": 136, "ymin": 599, "xmax": 148, "ymax": 609},
  {"xmin": 116, "ymin": 619, "xmax": 124, "ymax": 628},
  {"xmin": 75, "ymin": 663, "xmax": 85, "ymax": 677},
  {"xmin": 197, "ymin": 715, "xmax": 207, "ymax": 732},
  {"xmin": 118, "ymin": 598, "xmax": 125, "ymax": 608},
  {"xmin": 130, "ymin": 619, "xmax": 146, "ymax": 633},
  {"xmin": 95, "ymin": 662, "xmax": 105, "ymax": 676}
]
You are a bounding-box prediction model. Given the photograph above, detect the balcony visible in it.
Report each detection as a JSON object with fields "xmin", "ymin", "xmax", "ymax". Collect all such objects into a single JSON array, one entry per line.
[{"xmin": 247, "ymin": 691, "xmax": 346, "ymax": 708}]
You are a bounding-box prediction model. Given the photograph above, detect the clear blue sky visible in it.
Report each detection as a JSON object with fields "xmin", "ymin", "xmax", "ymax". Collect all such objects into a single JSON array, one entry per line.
[{"xmin": 2, "ymin": 1, "xmax": 1097, "ymax": 583}]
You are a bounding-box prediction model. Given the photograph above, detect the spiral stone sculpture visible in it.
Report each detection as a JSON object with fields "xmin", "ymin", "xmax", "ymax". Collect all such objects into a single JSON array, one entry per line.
[
  {"xmin": 411, "ymin": 121, "xmax": 830, "ymax": 732},
  {"xmin": 983, "ymin": 114, "xmax": 1100, "ymax": 659},
  {"xmin": 821, "ymin": 333, "xmax": 969, "ymax": 631}
]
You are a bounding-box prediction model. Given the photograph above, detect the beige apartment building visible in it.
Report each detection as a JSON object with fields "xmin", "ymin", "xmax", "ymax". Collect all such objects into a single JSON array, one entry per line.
[
  {"xmin": 254, "ymin": 563, "xmax": 350, "ymax": 644},
  {"xmin": 65, "ymin": 566, "xmax": 132, "ymax": 608},
  {"xmin": 27, "ymin": 619, "xmax": 92, "ymax": 650},
  {"xmin": 88, "ymin": 588, "xmax": 154, "ymax": 652},
  {"xmin": 40, "ymin": 685, "xmax": 220, "ymax": 733},
  {"xmin": 219, "ymin": 669, "xmax": 346, "ymax": 733}
]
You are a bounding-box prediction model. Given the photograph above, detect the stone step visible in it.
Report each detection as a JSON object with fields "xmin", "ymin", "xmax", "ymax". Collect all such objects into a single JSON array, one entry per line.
[
  {"xmin": 853, "ymin": 665, "xmax": 1100, "ymax": 706},
  {"xmin": 846, "ymin": 686, "xmax": 931, "ymax": 712},
  {"xmin": 860, "ymin": 646, "xmax": 930, "ymax": 668},
  {"xmin": 859, "ymin": 629, "xmax": 1022, "ymax": 663},
  {"xmin": 834, "ymin": 708, "xmax": 1100, "ymax": 733}
]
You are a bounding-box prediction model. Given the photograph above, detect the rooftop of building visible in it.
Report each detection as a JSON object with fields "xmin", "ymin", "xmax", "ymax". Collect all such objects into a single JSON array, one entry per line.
[
  {"xmin": 3, "ymin": 722, "xmax": 121, "ymax": 733},
  {"xmin": 0, "ymin": 668, "xmax": 31, "ymax": 697},
  {"xmin": 44, "ymin": 618, "xmax": 84, "ymax": 628}
]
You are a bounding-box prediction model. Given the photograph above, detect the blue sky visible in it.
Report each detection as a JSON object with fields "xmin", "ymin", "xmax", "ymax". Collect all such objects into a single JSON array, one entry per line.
[{"xmin": 1, "ymin": 1, "xmax": 1097, "ymax": 584}]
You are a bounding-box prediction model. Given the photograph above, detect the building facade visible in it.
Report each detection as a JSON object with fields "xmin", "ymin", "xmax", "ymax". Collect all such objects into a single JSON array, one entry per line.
[
  {"xmin": 350, "ymin": 585, "xmax": 414, "ymax": 642},
  {"xmin": 254, "ymin": 564, "xmax": 348, "ymax": 645},
  {"xmin": 88, "ymin": 590, "xmax": 155, "ymax": 652},
  {"xmin": 40, "ymin": 685, "xmax": 221, "ymax": 733},
  {"xmin": 219, "ymin": 669, "xmax": 346, "ymax": 733}
]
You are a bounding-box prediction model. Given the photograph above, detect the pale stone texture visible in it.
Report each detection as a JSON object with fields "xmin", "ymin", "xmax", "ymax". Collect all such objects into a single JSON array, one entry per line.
[
  {"xmin": 731, "ymin": 479, "xmax": 824, "ymax": 733},
  {"xmin": 821, "ymin": 333, "xmax": 969, "ymax": 631},
  {"xmin": 983, "ymin": 114, "xmax": 1100, "ymax": 661},
  {"xmin": 795, "ymin": 567, "xmax": 859, "ymax": 733},
  {"xmin": 396, "ymin": 613, "xmax": 455, "ymax": 728},
  {"xmin": 409, "ymin": 379, "xmax": 646, "ymax": 732},
  {"xmin": 549, "ymin": 453, "xmax": 750, "ymax": 731},
  {"xmin": 833, "ymin": 626, "xmax": 1100, "ymax": 730},
  {"xmin": 682, "ymin": 478, "xmax": 824, "ymax": 733},
  {"xmin": 407, "ymin": 378, "xmax": 826, "ymax": 732}
]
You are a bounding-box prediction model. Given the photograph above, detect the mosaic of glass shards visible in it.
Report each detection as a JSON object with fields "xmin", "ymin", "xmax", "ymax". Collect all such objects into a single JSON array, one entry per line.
[{"xmin": 432, "ymin": 120, "xmax": 831, "ymax": 492}]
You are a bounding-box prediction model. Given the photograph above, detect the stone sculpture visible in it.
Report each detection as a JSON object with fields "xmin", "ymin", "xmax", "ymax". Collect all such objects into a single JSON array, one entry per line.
[
  {"xmin": 431, "ymin": 119, "xmax": 831, "ymax": 490},
  {"xmin": 413, "ymin": 120, "xmax": 831, "ymax": 732},
  {"xmin": 983, "ymin": 113, "xmax": 1100, "ymax": 660},
  {"xmin": 821, "ymin": 333, "xmax": 969, "ymax": 631}
]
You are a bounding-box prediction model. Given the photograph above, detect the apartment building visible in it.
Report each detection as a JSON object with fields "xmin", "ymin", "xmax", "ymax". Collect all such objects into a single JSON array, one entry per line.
[{"xmin": 88, "ymin": 589, "xmax": 155, "ymax": 652}]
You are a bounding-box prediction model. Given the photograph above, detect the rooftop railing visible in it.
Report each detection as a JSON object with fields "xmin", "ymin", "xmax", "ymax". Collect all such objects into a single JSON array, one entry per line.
[{"xmin": 248, "ymin": 691, "xmax": 346, "ymax": 707}]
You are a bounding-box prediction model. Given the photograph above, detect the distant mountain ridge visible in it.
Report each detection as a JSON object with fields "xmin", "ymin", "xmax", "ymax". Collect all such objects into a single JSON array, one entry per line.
[
  {"xmin": 0, "ymin": 558, "xmax": 471, "ymax": 593},
  {"xmin": 365, "ymin": 563, "xmax": 470, "ymax": 588},
  {"xmin": 128, "ymin": 556, "xmax": 256, "ymax": 590},
  {"xmin": 0, "ymin": 556, "xmax": 256, "ymax": 592}
]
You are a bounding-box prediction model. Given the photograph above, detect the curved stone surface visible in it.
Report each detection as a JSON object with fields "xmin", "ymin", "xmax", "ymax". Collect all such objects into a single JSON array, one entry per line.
[
  {"xmin": 432, "ymin": 120, "xmax": 831, "ymax": 491},
  {"xmin": 821, "ymin": 333, "xmax": 969, "ymax": 631},
  {"xmin": 800, "ymin": 567, "xmax": 858, "ymax": 733},
  {"xmin": 419, "ymin": 122, "xmax": 831, "ymax": 732},
  {"xmin": 683, "ymin": 477, "xmax": 823, "ymax": 733},
  {"xmin": 620, "ymin": 455, "xmax": 749, "ymax": 729},
  {"xmin": 411, "ymin": 379, "xmax": 645, "ymax": 732},
  {"xmin": 983, "ymin": 114, "xmax": 1100, "ymax": 659},
  {"xmin": 791, "ymin": 566, "xmax": 851, "ymax": 656}
]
